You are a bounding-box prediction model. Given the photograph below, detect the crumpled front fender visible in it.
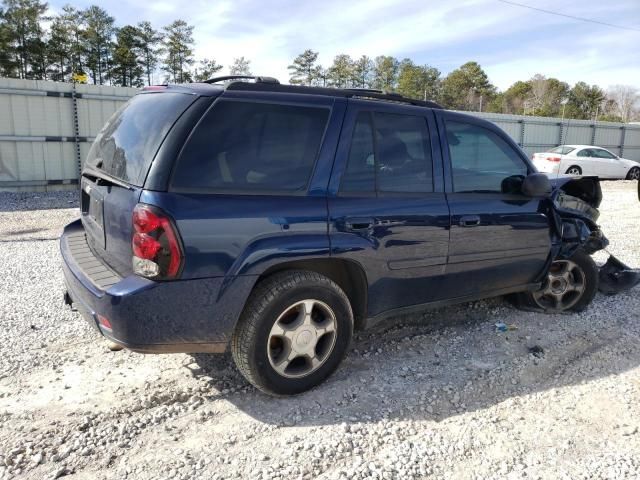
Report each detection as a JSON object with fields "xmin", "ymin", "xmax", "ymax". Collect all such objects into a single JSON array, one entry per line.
[{"xmin": 545, "ymin": 176, "xmax": 639, "ymax": 295}]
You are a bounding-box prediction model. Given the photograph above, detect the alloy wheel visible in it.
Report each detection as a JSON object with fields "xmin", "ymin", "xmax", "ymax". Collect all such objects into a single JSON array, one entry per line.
[
  {"xmin": 628, "ymin": 168, "xmax": 640, "ymax": 180},
  {"xmin": 267, "ymin": 299, "xmax": 338, "ymax": 378},
  {"xmin": 567, "ymin": 167, "xmax": 581, "ymax": 175},
  {"xmin": 532, "ymin": 259, "xmax": 586, "ymax": 312}
]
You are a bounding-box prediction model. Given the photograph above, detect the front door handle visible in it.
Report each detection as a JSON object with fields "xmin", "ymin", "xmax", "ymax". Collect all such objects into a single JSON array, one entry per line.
[
  {"xmin": 344, "ymin": 217, "xmax": 374, "ymax": 232},
  {"xmin": 459, "ymin": 215, "xmax": 481, "ymax": 227}
]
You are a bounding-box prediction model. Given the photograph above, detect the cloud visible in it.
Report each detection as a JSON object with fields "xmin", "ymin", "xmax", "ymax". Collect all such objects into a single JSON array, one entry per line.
[{"xmin": 49, "ymin": 0, "xmax": 640, "ymax": 89}]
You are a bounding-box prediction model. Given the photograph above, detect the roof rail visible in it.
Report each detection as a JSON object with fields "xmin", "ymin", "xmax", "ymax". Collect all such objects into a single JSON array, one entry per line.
[
  {"xmin": 348, "ymin": 90, "xmax": 442, "ymax": 109},
  {"xmin": 343, "ymin": 88, "xmax": 384, "ymax": 94},
  {"xmin": 224, "ymin": 81, "xmax": 443, "ymax": 109},
  {"xmin": 203, "ymin": 75, "xmax": 280, "ymax": 84}
]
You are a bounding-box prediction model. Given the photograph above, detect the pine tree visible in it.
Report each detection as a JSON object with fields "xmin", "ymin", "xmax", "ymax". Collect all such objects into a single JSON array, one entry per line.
[
  {"xmin": 229, "ymin": 56, "xmax": 251, "ymax": 76},
  {"xmin": 161, "ymin": 19, "xmax": 194, "ymax": 83},
  {"xmin": 137, "ymin": 21, "xmax": 162, "ymax": 86},
  {"xmin": 439, "ymin": 61, "xmax": 496, "ymax": 110},
  {"xmin": 327, "ymin": 54, "xmax": 353, "ymax": 88},
  {"xmin": 351, "ymin": 55, "xmax": 373, "ymax": 88},
  {"xmin": 372, "ymin": 55, "xmax": 399, "ymax": 92},
  {"xmin": 193, "ymin": 58, "xmax": 223, "ymax": 82},
  {"xmin": 1, "ymin": 0, "xmax": 48, "ymax": 79},
  {"xmin": 288, "ymin": 49, "xmax": 319, "ymax": 85},
  {"xmin": 83, "ymin": 6, "xmax": 115, "ymax": 85},
  {"xmin": 0, "ymin": 7, "xmax": 18, "ymax": 77},
  {"xmin": 396, "ymin": 59, "xmax": 440, "ymax": 101},
  {"xmin": 112, "ymin": 25, "xmax": 143, "ymax": 87},
  {"xmin": 60, "ymin": 5, "xmax": 87, "ymax": 78}
]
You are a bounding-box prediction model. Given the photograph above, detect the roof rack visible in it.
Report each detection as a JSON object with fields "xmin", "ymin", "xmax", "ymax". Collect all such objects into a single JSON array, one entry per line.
[
  {"xmin": 203, "ymin": 75, "xmax": 280, "ymax": 84},
  {"xmin": 222, "ymin": 78, "xmax": 443, "ymax": 109},
  {"xmin": 343, "ymin": 88, "xmax": 384, "ymax": 94}
]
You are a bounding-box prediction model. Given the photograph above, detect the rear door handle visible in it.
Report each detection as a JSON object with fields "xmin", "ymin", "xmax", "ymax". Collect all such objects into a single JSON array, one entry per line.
[
  {"xmin": 344, "ymin": 217, "xmax": 374, "ymax": 232},
  {"xmin": 459, "ymin": 215, "xmax": 481, "ymax": 227}
]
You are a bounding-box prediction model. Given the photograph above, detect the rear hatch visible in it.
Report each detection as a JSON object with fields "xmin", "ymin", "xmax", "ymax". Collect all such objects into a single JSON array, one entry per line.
[{"xmin": 80, "ymin": 91, "xmax": 198, "ymax": 277}]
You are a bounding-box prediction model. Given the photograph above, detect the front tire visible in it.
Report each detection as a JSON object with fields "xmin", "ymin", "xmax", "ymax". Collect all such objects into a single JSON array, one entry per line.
[
  {"xmin": 231, "ymin": 271, "xmax": 353, "ymax": 395},
  {"xmin": 515, "ymin": 249, "xmax": 598, "ymax": 313},
  {"xmin": 626, "ymin": 167, "xmax": 640, "ymax": 180}
]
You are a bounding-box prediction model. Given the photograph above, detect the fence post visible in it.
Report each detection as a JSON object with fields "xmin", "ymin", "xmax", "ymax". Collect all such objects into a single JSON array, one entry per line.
[
  {"xmin": 519, "ymin": 120, "xmax": 525, "ymax": 147},
  {"xmin": 620, "ymin": 126, "xmax": 626, "ymax": 158},
  {"xmin": 557, "ymin": 122, "xmax": 563, "ymax": 146},
  {"xmin": 590, "ymin": 123, "xmax": 596, "ymax": 146},
  {"xmin": 71, "ymin": 82, "xmax": 82, "ymax": 178}
]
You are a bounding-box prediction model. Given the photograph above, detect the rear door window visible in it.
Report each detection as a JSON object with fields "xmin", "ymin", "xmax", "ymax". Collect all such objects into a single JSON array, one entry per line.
[
  {"xmin": 340, "ymin": 111, "xmax": 433, "ymax": 194},
  {"xmin": 86, "ymin": 93, "xmax": 195, "ymax": 186},
  {"xmin": 172, "ymin": 101, "xmax": 330, "ymax": 192}
]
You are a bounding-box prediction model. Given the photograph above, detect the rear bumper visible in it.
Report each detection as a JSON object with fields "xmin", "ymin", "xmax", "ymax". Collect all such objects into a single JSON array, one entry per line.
[{"xmin": 60, "ymin": 219, "xmax": 255, "ymax": 353}]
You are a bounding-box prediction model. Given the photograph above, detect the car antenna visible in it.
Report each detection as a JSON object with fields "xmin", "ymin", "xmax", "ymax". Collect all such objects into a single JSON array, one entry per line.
[{"xmin": 558, "ymin": 99, "xmax": 570, "ymax": 182}]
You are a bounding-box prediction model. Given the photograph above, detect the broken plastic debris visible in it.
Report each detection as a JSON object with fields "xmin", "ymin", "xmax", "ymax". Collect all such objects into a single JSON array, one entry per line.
[
  {"xmin": 495, "ymin": 322, "xmax": 518, "ymax": 332},
  {"xmin": 528, "ymin": 345, "xmax": 545, "ymax": 358}
]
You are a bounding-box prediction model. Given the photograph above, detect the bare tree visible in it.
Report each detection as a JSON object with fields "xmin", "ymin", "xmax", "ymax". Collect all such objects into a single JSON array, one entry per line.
[
  {"xmin": 528, "ymin": 74, "xmax": 548, "ymax": 115},
  {"xmin": 607, "ymin": 85, "xmax": 639, "ymax": 123}
]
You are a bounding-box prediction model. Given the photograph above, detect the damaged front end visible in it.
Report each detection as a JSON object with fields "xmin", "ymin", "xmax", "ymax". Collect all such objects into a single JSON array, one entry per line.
[{"xmin": 546, "ymin": 176, "xmax": 640, "ymax": 294}]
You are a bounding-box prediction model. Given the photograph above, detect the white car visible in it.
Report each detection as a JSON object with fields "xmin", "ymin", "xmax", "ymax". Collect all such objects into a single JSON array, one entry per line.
[{"xmin": 532, "ymin": 145, "xmax": 640, "ymax": 180}]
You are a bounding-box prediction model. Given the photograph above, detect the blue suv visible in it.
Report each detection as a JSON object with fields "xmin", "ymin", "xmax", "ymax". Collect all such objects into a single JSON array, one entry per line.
[{"xmin": 61, "ymin": 76, "xmax": 607, "ymax": 395}]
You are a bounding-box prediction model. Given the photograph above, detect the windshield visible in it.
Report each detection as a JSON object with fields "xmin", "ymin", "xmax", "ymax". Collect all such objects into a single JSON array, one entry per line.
[
  {"xmin": 549, "ymin": 146, "xmax": 575, "ymax": 155},
  {"xmin": 85, "ymin": 92, "xmax": 195, "ymax": 186}
]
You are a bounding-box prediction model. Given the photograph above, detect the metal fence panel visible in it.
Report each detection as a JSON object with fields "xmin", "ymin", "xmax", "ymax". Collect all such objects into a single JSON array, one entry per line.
[
  {"xmin": 0, "ymin": 78, "xmax": 136, "ymax": 191},
  {"xmin": 2, "ymin": 77, "xmax": 640, "ymax": 191}
]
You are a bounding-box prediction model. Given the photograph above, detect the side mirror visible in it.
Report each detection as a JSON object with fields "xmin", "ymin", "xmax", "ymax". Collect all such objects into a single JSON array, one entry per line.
[{"xmin": 522, "ymin": 172, "xmax": 552, "ymax": 197}]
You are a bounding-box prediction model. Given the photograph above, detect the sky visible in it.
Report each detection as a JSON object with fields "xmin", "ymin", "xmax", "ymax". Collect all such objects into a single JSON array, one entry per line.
[{"xmin": 47, "ymin": 0, "xmax": 640, "ymax": 90}]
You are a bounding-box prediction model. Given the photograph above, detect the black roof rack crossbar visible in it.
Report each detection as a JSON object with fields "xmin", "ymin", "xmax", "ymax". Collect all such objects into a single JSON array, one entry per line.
[
  {"xmin": 203, "ymin": 75, "xmax": 280, "ymax": 84},
  {"xmin": 225, "ymin": 81, "xmax": 443, "ymax": 109}
]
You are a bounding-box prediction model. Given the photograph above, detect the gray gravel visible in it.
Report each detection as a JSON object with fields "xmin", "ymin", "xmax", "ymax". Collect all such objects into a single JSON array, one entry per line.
[{"xmin": 0, "ymin": 182, "xmax": 639, "ymax": 480}]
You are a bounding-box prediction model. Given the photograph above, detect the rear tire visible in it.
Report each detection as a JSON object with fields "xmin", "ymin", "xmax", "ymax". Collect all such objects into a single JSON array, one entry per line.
[
  {"xmin": 566, "ymin": 166, "xmax": 582, "ymax": 175},
  {"xmin": 514, "ymin": 249, "xmax": 598, "ymax": 313},
  {"xmin": 626, "ymin": 167, "xmax": 640, "ymax": 180},
  {"xmin": 231, "ymin": 270, "xmax": 353, "ymax": 396}
]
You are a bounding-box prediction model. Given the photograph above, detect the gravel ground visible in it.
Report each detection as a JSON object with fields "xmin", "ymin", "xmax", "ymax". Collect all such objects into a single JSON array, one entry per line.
[{"xmin": 0, "ymin": 182, "xmax": 639, "ymax": 480}]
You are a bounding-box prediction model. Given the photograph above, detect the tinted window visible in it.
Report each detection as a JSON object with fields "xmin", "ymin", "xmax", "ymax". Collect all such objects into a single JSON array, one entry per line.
[
  {"xmin": 549, "ymin": 146, "xmax": 575, "ymax": 155},
  {"xmin": 172, "ymin": 101, "xmax": 329, "ymax": 192},
  {"xmin": 446, "ymin": 120, "xmax": 528, "ymax": 193},
  {"xmin": 86, "ymin": 93, "xmax": 195, "ymax": 186},
  {"xmin": 341, "ymin": 111, "xmax": 433, "ymax": 193},
  {"xmin": 577, "ymin": 149, "xmax": 592, "ymax": 157},
  {"xmin": 341, "ymin": 112, "xmax": 375, "ymax": 192},
  {"xmin": 376, "ymin": 113, "xmax": 433, "ymax": 192}
]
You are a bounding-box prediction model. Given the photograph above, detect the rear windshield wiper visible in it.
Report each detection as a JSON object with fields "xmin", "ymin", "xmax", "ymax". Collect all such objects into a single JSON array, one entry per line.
[{"xmin": 82, "ymin": 166, "xmax": 134, "ymax": 190}]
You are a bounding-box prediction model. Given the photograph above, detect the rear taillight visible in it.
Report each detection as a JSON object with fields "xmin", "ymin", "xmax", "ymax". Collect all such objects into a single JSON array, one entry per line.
[
  {"xmin": 546, "ymin": 156, "xmax": 561, "ymax": 163},
  {"xmin": 132, "ymin": 204, "xmax": 183, "ymax": 279}
]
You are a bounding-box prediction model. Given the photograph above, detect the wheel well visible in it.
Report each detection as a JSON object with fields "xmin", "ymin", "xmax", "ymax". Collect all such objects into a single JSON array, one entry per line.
[
  {"xmin": 257, "ymin": 259, "xmax": 368, "ymax": 330},
  {"xmin": 566, "ymin": 165, "xmax": 582, "ymax": 173}
]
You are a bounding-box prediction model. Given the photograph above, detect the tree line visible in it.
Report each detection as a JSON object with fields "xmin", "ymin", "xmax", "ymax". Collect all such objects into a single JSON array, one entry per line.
[
  {"xmin": 288, "ymin": 50, "xmax": 639, "ymax": 122},
  {"xmin": 0, "ymin": 0, "xmax": 252, "ymax": 86},
  {"xmin": 1, "ymin": 0, "xmax": 638, "ymax": 122}
]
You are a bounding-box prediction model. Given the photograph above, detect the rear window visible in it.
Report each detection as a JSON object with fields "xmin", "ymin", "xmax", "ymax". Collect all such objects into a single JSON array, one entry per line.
[
  {"xmin": 171, "ymin": 101, "xmax": 330, "ymax": 192},
  {"xmin": 549, "ymin": 146, "xmax": 575, "ymax": 155},
  {"xmin": 86, "ymin": 93, "xmax": 195, "ymax": 186}
]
